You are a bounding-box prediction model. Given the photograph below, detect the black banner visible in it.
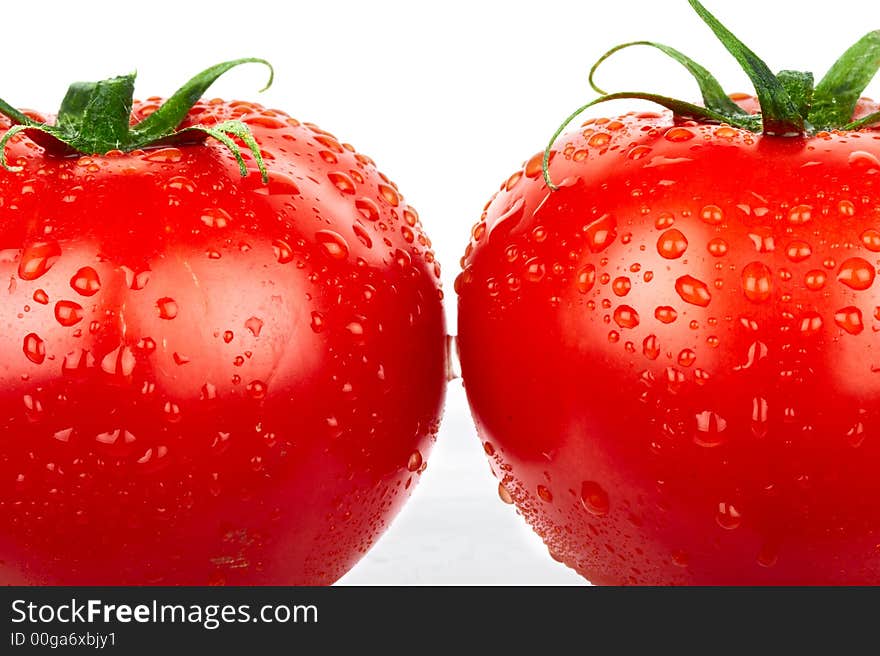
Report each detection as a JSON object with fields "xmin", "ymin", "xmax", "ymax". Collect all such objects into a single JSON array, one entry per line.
[{"xmin": 0, "ymin": 585, "xmax": 872, "ymax": 653}]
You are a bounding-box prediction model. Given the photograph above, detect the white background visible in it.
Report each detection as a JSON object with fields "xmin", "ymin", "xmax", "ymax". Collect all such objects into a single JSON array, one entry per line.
[{"xmin": 9, "ymin": 0, "xmax": 877, "ymax": 584}]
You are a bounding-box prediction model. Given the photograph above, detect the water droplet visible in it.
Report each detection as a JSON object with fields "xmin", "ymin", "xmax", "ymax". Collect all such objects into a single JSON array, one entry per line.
[
  {"xmin": 583, "ymin": 214, "xmax": 617, "ymax": 253},
  {"xmin": 246, "ymin": 379, "xmax": 267, "ymax": 399},
  {"xmin": 18, "ymin": 241, "xmax": 61, "ymax": 281},
  {"xmin": 23, "ymin": 333, "xmax": 45, "ymax": 364},
  {"xmin": 352, "ymin": 223, "xmax": 373, "ymax": 248},
  {"xmin": 33, "ymin": 289, "xmax": 49, "ymax": 304},
  {"xmin": 655, "ymin": 306, "xmax": 678, "ymax": 323},
  {"xmin": 576, "ymin": 264, "xmax": 596, "ymax": 293},
  {"xmin": 678, "ymin": 349, "xmax": 696, "ymax": 367},
  {"xmin": 355, "ymin": 197, "xmax": 381, "ymax": 222},
  {"xmin": 694, "ymin": 410, "xmax": 727, "ymax": 446},
  {"xmin": 200, "ymin": 207, "xmax": 232, "ymax": 228},
  {"xmin": 100, "ymin": 344, "xmax": 136, "ymax": 377},
  {"xmin": 707, "ymin": 238, "xmax": 728, "ymax": 257},
  {"xmin": 201, "ymin": 383, "xmax": 218, "ymax": 400},
  {"xmin": 378, "ymin": 184, "xmax": 401, "ymax": 206},
  {"xmin": 787, "ymin": 204, "xmax": 812, "ymax": 225},
  {"xmin": 245, "ymin": 316, "xmax": 264, "ymax": 337},
  {"xmin": 137, "ymin": 337, "xmax": 156, "ymax": 353},
  {"xmin": 310, "ymin": 311, "xmax": 325, "ymax": 333},
  {"xmin": 675, "ymin": 275, "xmax": 711, "ymax": 306},
  {"xmin": 748, "ymin": 228, "xmax": 775, "ymax": 253},
  {"xmin": 62, "ymin": 348, "xmax": 94, "ymax": 375},
  {"xmin": 799, "ymin": 312, "xmax": 823, "ymax": 336},
  {"xmin": 54, "ymin": 300, "xmax": 84, "ymax": 327},
  {"xmin": 664, "ymin": 127, "xmax": 695, "ymax": 142},
  {"xmin": 643, "ymin": 334, "xmax": 660, "ymax": 360},
  {"xmin": 315, "ymin": 230, "xmax": 350, "ymax": 260},
  {"xmin": 700, "ymin": 205, "xmax": 724, "ymax": 225},
  {"xmin": 657, "ymin": 229, "xmax": 688, "ymax": 259},
  {"xmin": 742, "ymin": 262, "xmax": 773, "ymax": 302},
  {"xmin": 407, "ymin": 450, "xmax": 423, "ymax": 472},
  {"xmin": 785, "ymin": 241, "xmax": 812, "ymax": 262},
  {"xmin": 223, "ymin": 330, "xmax": 234, "ymax": 343},
  {"xmin": 654, "ymin": 212, "xmax": 675, "ymax": 229},
  {"xmin": 127, "ymin": 269, "xmax": 151, "ymax": 290},
  {"xmin": 328, "ymin": 171, "xmax": 356, "ymax": 195},
  {"xmin": 524, "ymin": 257, "xmax": 545, "ymax": 282},
  {"xmin": 862, "ymin": 229, "xmax": 880, "ymax": 252},
  {"xmin": 580, "ymin": 481, "xmax": 609, "ymax": 516},
  {"xmin": 173, "ymin": 352, "xmax": 190, "ymax": 365},
  {"xmin": 156, "ymin": 297, "xmax": 179, "ymax": 320},
  {"xmin": 838, "ymin": 257, "xmax": 875, "ymax": 290},
  {"xmin": 536, "ymin": 485, "xmax": 553, "ymax": 503},
  {"xmin": 70, "ymin": 266, "xmax": 101, "ymax": 296},
  {"xmin": 848, "ymin": 150, "xmax": 880, "ymax": 172},
  {"xmin": 498, "ymin": 482, "xmax": 514, "ymax": 504},
  {"xmin": 144, "ymin": 147, "xmax": 182, "ymax": 163},
  {"xmin": 804, "ymin": 270, "xmax": 827, "ymax": 291},
  {"xmin": 613, "ymin": 305, "xmax": 640, "ymax": 329},
  {"xmin": 272, "ymin": 239, "xmax": 294, "ymax": 264},
  {"xmin": 716, "ymin": 502, "xmax": 742, "ymax": 529},
  {"xmin": 612, "ymin": 277, "xmax": 631, "ymax": 297},
  {"xmin": 834, "ymin": 306, "xmax": 864, "ymax": 335}
]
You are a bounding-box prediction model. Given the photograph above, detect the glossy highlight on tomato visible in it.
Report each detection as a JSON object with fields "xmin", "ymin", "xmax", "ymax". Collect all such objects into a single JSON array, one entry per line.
[{"xmin": 0, "ymin": 82, "xmax": 446, "ymax": 584}]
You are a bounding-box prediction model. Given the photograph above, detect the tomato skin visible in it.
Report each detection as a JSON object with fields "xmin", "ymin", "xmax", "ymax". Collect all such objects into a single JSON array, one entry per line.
[
  {"xmin": 0, "ymin": 101, "xmax": 446, "ymax": 585},
  {"xmin": 458, "ymin": 106, "xmax": 880, "ymax": 584}
]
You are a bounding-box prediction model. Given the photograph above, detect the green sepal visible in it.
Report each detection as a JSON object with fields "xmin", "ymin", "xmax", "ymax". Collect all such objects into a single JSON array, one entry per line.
[{"xmin": 810, "ymin": 31, "xmax": 880, "ymax": 130}]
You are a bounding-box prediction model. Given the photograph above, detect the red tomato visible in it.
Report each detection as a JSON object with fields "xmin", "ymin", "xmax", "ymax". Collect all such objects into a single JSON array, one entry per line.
[
  {"xmin": 457, "ymin": 102, "xmax": 880, "ymax": 584},
  {"xmin": 0, "ymin": 72, "xmax": 446, "ymax": 584},
  {"xmin": 458, "ymin": 0, "xmax": 880, "ymax": 586}
]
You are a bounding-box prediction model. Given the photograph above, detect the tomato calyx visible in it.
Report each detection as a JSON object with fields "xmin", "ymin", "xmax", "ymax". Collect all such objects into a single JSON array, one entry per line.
[
  {"xmin": 0, "ymin": 58, "xmax": 273, "ymax": 181},
  {"xmin": 542, "ymin": 0, "xmax": 880, "ymax": 188}
]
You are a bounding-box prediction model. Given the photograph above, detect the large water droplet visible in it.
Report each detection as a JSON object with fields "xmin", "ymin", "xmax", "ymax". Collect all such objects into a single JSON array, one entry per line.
[
  {"xmin": 245, "ymin": 316, "xmax": 264, "ymax": 337},
  {"xmin": 834, "ymin": 307, "xmax": 864, "ymax": 335},
  {"xmin": 355, "ymin": 197, "xmax": 381, "ymax": 222},
  {"xmin": 18, "ymin": 241, "xmax": 61, "ymax": 281},
  {"xmin": 54, "ymin": 300, "xmax": 84, "ymax": 327},
  {"xmin": 156, "ymin": 297, "xmax": 179, "ymax": 320},
  {"xmin": 576, "ymin": 264, "xmax": 596, "ymax": 294},
  {"xmin": 315, "ymin": 230, "xmax": 350, "ymax": 260},
  {"xmin": 715, "ymin": 502, "xmax": 742, "ymax": 529},
  {"xmin": 787, "ymin": 205, "xmax": 812, "ymax": 225},
  {"xmin": 694, "ymin": 410, "xmax": 727, "ymax": 446},
  {"xmin": 580, "ymin": 481, "xmax": 610, "ymax": 516},
  {"xmin": 613, "ymin": 305, "xmax": 640, "ymax": 329},
  {"xmin": 583, "ymin": 214, "xmax": 618, "ymax": 253},
  {"xmin": 785, "ymin": 241, "xmax": 812, "ymax": 262},
  {"xmin": 328, "ymin": 171, "xmax": 356, "ymax": 195},
  {"xmin": 101, "ymin": 345, "xmax": 136, "ymax": 377},
  {"xmin": 272, "ymin": 239, "xmax": 294, "ymax": 264},
  {"xmin": 838, "ymin": 257, "xmax": 875, "ymax": 290},
  {"xmin": 200, "ymin": 207, "xmax": 232, "ymax": 229},
  {"xmin": 23, "ymin": 333, "xmax": 45, "ymax": 364},
  {"xmin": 675, "ymin": 275, "xmax": 711, "ymax": 307},
  {"xmin": 655, "ymin": 306, "xmax": 678, "ymax": 324},
  {"xmin": 742, "ymin": 262, "xmax": 773, "ymax": 302},
  {"xmin": 657, "ymin": 229, "xmax": 688, "ymax": 259},
  {"xmin": 70, "ymin": 266, "xmax": 101, "ymax": 296}
]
